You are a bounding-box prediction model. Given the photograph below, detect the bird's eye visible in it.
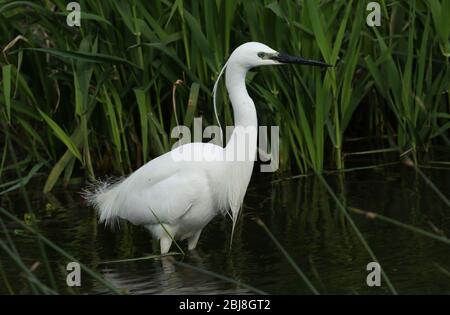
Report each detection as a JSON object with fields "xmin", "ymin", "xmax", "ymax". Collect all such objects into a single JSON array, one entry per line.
[{"xmin": 257, "ymin": 52, "xmax": 265, "ymax": 58}]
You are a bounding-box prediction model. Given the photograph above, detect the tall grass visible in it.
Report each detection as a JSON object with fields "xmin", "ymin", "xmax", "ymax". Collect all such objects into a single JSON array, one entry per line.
[
  {"xmin": 0, "ymin": 0, "xmax": 448, "ymax": 189},
  {"xmin": 365, "ymin": 1, "xmax": 450, "ymax": 163}
]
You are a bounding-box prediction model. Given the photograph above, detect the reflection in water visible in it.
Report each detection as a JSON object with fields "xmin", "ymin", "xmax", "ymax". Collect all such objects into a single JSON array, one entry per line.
[
  {"xmin": 1, "ymin": 166, "xmax": 450, "ymax": 294},
  {"xmin": 96, "ymin": 254, "xmax": 250, "ymax": 295}
]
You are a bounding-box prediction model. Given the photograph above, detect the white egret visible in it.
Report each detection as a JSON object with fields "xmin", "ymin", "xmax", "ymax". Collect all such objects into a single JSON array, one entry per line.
[{"xmin": 84, "ymin": 42, "xmax": 330, "ymax": 254}]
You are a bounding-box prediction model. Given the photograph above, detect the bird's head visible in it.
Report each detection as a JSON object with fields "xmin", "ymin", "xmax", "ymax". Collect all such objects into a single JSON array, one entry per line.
[{"xmin": 229, "ymin": 42, "xmax": 332, "ymax": 69}]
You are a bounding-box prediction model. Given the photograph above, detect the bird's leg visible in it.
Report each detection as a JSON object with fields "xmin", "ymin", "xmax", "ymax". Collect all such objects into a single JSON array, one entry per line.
[
  {"xmin": 187, "ymin": 230, "xmax": 202, "ymax": 250},
  {"xmin": 160, "ymin": 236, "xmax": 173, "ymax": 254}
]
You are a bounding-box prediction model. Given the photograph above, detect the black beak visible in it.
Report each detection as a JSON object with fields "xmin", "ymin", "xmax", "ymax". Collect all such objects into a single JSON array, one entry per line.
[{"xmin": 271, "ymin": 53, "xmax": 332, "ymax": 67}]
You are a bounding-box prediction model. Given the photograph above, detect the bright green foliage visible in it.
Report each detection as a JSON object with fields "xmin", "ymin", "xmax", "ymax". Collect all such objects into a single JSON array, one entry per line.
[{"xmin": 0, "ymin": 0, "xmax": 448, "ymax": 191}]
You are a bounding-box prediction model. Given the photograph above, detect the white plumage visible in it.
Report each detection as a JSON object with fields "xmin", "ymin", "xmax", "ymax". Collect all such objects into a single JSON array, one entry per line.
[{"xmin": 84, "ymin": 42, "xmax": 330, "ymax": 254}]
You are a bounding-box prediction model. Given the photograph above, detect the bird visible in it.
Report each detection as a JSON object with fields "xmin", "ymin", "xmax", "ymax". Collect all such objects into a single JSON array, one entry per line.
[{"xmin": 84, "ymin": 42, "xmax": 330, "ymax": 254}]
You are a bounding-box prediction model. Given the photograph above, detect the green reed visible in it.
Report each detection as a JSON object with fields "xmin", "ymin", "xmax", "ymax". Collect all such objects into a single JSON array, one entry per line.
[{"xmin": 0, "ymin": 0, "xmax": 448, "ymax": 188}]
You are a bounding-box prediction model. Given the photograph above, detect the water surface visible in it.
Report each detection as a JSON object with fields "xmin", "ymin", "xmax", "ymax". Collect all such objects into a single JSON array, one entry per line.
[{"xmin": 1, "ymin": 165, "xmax": 450, "ymax": 294}]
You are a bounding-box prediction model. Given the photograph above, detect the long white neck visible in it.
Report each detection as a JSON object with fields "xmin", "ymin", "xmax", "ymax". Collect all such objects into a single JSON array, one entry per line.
[
  {"xmin": 221, "ymin": 59, "xmax": 258, "ymax": 234},
  {"xmin": 224, "ymin": 61, "xmax": 258, "ymax": 149}
]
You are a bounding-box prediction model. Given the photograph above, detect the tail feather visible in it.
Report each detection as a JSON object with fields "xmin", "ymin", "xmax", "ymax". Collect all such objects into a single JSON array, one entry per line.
[{"xmin": 82, "ymin": 177, "xmax": 125, "ymax": 227}]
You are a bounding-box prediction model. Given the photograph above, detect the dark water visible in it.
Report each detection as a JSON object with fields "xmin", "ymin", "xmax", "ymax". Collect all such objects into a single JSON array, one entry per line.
[{"xmin": 1, "ymin": 165, "xmax": 450, "ymax": 294}]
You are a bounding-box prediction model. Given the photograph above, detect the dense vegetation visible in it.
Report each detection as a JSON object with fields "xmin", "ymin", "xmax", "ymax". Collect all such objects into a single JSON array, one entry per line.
[{"xmin": 0, "ymin": 0, "xmax": 448, "ymax": 191}]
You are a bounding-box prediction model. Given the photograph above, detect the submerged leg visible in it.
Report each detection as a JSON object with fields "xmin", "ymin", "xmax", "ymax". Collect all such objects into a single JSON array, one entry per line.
[
  {"xmin": 160, "ymin": 236, "xmax": 173, "ymax": 254},
  {"xmin": 187, "ymin": 229, "xmax": 202, "ymax": 250},
  {"xmin": 160, "ymin": 256, "xmax": 175, "ymax": 274},
  {"xmin": 147, "ymin": 224, "xmax": 176, "ymax": 255}
]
